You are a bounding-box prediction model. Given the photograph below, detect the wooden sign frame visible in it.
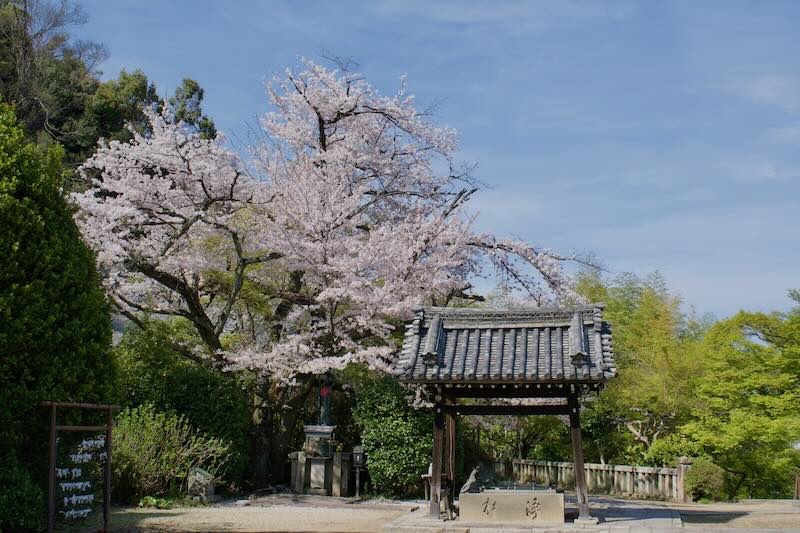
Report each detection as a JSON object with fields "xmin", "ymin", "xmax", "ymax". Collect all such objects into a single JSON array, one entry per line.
[{"xmin": 40, "ymin": 401, "xmax": 119, "ymax": 533}]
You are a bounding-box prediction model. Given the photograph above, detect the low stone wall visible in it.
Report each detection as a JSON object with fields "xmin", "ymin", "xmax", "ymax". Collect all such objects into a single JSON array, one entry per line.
[{"xmin": 512, "ymin": 458, "xmax": 692, "ymax": 501}]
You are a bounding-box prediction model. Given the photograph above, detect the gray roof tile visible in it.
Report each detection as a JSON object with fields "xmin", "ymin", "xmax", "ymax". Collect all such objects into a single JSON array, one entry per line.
[{"xmin": 395, "ymin": 304, "xmax": 616, "ymax": 384}]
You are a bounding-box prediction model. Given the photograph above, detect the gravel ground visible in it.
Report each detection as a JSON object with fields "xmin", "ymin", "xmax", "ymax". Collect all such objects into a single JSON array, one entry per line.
[
  {"xmin": 64, "ymin": 495, "xmax": 800, "ymax": 532},
  {"xmin": 68, "ymin": 496, "xmax": 417, "ymax": 532},
  {"xmin": 107, "ymin": 504, "xmax": 411, "ymax": 532}
]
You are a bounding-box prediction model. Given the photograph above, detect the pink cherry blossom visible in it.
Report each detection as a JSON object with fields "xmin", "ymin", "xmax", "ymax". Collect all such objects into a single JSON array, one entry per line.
[{"xmin": 73, "ymin": 60, "xmax": 581, "ymax": 383}]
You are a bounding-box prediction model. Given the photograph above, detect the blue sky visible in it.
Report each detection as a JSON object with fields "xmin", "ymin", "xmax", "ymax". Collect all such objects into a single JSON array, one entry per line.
[{"xmin": 78, "ymin": 0, "xmax": 800, "ymax": 318}]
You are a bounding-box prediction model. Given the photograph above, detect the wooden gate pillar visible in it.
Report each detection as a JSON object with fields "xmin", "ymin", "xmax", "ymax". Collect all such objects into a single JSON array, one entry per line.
[
  {"xmin": 430, "ymin": 406, "xmax": 444, "ymax": 517},
  {"xmin": 568, "ymin": 396, "xmax": 592, "ymax": 521},
  {"xmin": 445, "ymin": 410, "xmax": 456, "ymax": 482},
  {"xmin": 444, "ymin": 408, "xmax": 456, "ymax": 515}
]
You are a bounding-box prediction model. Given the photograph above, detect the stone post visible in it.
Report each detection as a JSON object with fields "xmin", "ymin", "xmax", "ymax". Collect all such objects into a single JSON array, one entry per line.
[
  {"xmin": 676, "ymin": 456, "xmax": 693, "ymax": 503},
  {"xmin": 290, "ymin": 451, "xmax": 307, "ymax": 493},
  {"xmin": 332, "ymin": 452, "xmax": 343, "ymax": 497},
  {"xmin": 341, "ymin": 453, "xmax": 351, "ymax": 497},
  {"xmin": 795, "ymin": 471, "xmax": 799, "ymax": 500}
]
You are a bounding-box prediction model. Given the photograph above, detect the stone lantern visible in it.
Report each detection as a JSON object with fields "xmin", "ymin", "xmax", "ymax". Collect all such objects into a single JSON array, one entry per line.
[{"xmin": 352, "ymin": 445, "xmax": 365, "ymax": 498}]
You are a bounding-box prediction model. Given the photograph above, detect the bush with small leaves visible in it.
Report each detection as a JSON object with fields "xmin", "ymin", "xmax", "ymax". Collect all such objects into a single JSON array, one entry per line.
[
  {"xmin": 685, "ymin": 457, "xmax": 726, "ymax": 501},
  {"xmin": 112, "ymin": 404, "xmax": 231, "ymax": 502}
]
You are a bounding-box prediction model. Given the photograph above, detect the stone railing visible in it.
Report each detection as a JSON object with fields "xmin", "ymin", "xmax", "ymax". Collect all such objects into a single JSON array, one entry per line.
[{"xmin": 512, "ymin": 458, "xmax": 693, "ymax": 502}]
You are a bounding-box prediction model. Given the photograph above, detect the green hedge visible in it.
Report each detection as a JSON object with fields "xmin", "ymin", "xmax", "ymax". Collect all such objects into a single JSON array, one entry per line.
[
  {"xmin": 0, "ymin": 104, "xmax": 114, "ymax": 531},
  {"xmin": 350, "ymin": 371, "xmax": 432, "ymax": 497}
]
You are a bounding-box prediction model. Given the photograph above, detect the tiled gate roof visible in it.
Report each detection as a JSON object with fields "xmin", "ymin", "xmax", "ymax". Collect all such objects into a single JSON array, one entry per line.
[{"xmin": 395, "ymin": 304, "xmax": 615, "ymax": 383}]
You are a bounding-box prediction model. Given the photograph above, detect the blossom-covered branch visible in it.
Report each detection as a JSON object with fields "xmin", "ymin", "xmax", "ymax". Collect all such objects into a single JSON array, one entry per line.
[{"xmin": 74, "ymin": 60, "xmax": 581, "ymax": 382}]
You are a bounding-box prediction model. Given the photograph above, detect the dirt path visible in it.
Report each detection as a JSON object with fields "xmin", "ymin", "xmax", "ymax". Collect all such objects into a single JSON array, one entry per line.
[
  {"xmin": 81, "ymin": 496, "xmax": 418, "ymax": 533},
  {"xmin": 677, "ymin": 500, "xmax": 800, "ymax": 530},
  {"xmin": 69, "ymin": 495, "xmax": 800, "ymax": 532}
]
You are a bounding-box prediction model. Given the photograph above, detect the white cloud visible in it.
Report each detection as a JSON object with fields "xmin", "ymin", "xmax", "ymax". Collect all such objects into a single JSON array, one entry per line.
[{"xmin": 736, "ymin": 75, "xmax": 800, "ymax": 112}]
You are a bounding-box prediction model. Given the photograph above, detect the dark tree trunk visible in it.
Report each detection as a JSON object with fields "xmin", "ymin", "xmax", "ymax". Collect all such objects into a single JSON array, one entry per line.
[
  {"xmin": 247, "ymin": 270, "xmax": 309, "ymax": 487},
  {"xmin": 268, "ymin": 380, "xmax": 316, "ymax": 483},
  {"xmin": 248, "ymin": 373, "xmax": 271, "ymax": 486},
  {"xmin": 248, "ymin": 375, "xmax": 317, "ymax": 487}
]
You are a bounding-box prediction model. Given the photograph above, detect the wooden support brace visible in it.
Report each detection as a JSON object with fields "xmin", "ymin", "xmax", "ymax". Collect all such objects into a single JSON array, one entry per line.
[
  {"xmin": 439, "ymin": 404, "xmax": 569, "ymax": 416},
  {"xmin": 48, "ymin": 404, "xmax": 56, "ymax": 533}
]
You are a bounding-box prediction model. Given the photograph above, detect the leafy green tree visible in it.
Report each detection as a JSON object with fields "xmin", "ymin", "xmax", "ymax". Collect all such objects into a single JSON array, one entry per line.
[
  {"xmin": 0, "ymin": 103, "xmax": 114, "ymax": 530},
  {"xmin": 575, "ymin": 271, "xmax": 702, "ymax": 453},
  {"xmin": 679, "ymin": 302, "xmax": 800, "ymax": 498},
  {"xmin": 168, "ymin": 78, "xmax": 216, "ymax": 139},
  {"xmin": 0, "ymin": 0, "xmax": 105, "ymax": 166},
  {"xmin": 348, "ymin": 369, "xmax": 432, "ymax": 496},
  {"xmin": 83, "ymin": 70, "xmax": 158, "ymax": 142},
  {"xmin": 520, "ymin": 417, "xmax": 572, "ymax": 461},
  {"xmin": 1, "ymin": 0, "xmax": 213, "ymax": 185},
  {"xmin": 114, "ymin": 319, "xmax": 251, "ymax": 483},
  {"xmin": 462, "ymin": 414, "xmax": 571, "ymax": 463},
  {"xmin": 580, "ymin": 400, "xmax": 629, "ymax": 464}
]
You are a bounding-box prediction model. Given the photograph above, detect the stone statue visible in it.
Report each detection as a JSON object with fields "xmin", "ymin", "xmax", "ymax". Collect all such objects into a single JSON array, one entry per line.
[
  {"xmin": 318, "ymin": 375, "xmax": 333, "ymax": 426},
  {"xmin": 460, "ymin": 466, "xmax": 482, "ymax": 494}
]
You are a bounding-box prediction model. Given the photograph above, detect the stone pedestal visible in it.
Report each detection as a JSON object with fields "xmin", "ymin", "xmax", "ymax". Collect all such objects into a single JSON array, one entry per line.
[
  {"xmin": 574, "ymin": 516, "xmax": 600, "ymax": 527},
  {"xmin": 187, "ymin": 467, "xmax": 218, "ymax": 503},
  {"xmin": 307, "ymin": 457, "xmax": 331, "ymax": 495},
  {"xmin": 459, "ymin": 490, "xmax": 565, "ymax": 524},
  {"xmin": 288, "ymin": 451, "xmax": 352, "ymax": 496}
]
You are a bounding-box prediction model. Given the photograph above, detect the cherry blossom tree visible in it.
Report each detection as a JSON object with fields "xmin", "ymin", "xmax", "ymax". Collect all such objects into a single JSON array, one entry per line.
[
  {"xmin": 74, "ymin": 60, "xmax": 578, "ymax": 382},
  {"xmin": 73, "ymin": 60, "xmax": 584, "ymax": 482}
]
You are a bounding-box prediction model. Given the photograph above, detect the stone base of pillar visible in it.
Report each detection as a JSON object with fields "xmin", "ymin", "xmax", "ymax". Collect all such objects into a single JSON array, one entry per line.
[{"xmin": 574, "ymin": 516, "xmax": 599, "ymax": 527}]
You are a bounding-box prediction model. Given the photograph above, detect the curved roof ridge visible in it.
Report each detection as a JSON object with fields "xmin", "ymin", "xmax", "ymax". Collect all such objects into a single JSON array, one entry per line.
[{"xmin": 419, "ymin": 302, "xmax": 605, "ymax": 315}]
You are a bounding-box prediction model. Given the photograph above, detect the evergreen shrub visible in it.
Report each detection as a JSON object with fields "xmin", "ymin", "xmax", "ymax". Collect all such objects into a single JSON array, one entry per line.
[
  {"xmin": 350, "ymin": 372, "xmax": 432, "ymax": 497},
  {"xmin": 685, "ymin": 457, "xmax": 726, "ymax": 501},
  {"xmin": 0, "ymin": 104, "xmax": 114, "ymax": 531},
  {"xmin": 112, "ymin": 404, "xmax": 231, "ymax": 501}
]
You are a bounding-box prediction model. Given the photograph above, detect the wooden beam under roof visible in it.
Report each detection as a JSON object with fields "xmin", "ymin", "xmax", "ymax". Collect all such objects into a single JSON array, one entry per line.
[{"xmin": 437, "ymin": 404, "xmax": 570, "ymax": 416}]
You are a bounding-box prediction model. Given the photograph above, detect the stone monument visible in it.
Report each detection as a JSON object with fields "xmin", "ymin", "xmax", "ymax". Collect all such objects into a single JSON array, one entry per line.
[
  {"xmin": 303, "ymin": 375, "xmax": 336, "ymax": 457},
  {"xmin": 459, "ymin": 489, "xmax": 565, "ymax": 524},
  {"xmin": 288, "ymin": 375, "xmax": 359, "ymax": 497},
  {"xmin": 187, "ymin": 467, "xmax": 219, "ymax": 503}
]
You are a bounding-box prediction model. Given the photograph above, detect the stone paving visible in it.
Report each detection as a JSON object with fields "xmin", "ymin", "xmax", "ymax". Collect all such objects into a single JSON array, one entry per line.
[{"xmin": 382, "ymin": 496, "xmax": 800, "ymax": 533}]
